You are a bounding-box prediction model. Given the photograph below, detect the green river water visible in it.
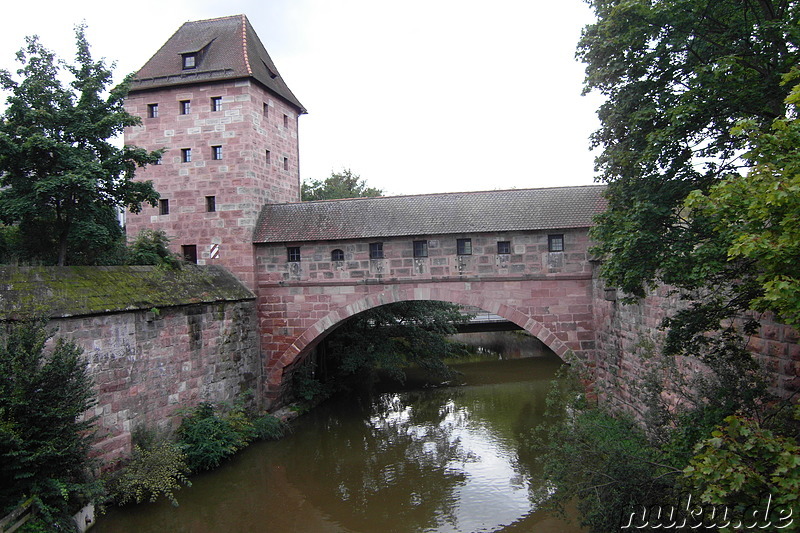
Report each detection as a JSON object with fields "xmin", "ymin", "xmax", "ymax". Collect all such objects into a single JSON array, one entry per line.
[{"xmin": 93, "ymin": 350, "xmax": 585, "ymax": 533}]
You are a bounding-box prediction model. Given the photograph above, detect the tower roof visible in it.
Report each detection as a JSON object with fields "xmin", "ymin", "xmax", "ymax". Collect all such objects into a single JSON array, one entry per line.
[{"xmin": 129, "ymin": 14, "xmax": 306, "ymax": 113}]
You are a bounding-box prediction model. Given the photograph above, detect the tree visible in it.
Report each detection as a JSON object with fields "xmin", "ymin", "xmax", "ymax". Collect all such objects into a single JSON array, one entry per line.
[
  {"xmin": 301, "ymin": 169, "xmax": 383, "ymax": 201},
  {"xmin": 0, "ymin": 317, "xmax": 100, "ymax": 528},
  {"xmin": 0, "ymin": 26, "xmax": 161, "ymax": 266},
  {"xmin": 685, "ymin": 70, "xmax": 800, "ymax": 328},
  {"xmin": 582, "ymin": 0, "xmax": 800, "ymax": 308}
]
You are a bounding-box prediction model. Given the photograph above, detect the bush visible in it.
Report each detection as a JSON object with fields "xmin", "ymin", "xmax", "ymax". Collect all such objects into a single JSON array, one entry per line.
[
  {"xmin": 252, "ymin": 414, "xmax": 288, "ymax": 441},
  {"xmin": 109, "ymin": 441, "xmax": 191, "ymax": 507},
  {"xmin": 126, "ymin": 229, "xmax": 181, "ymax": 268}
]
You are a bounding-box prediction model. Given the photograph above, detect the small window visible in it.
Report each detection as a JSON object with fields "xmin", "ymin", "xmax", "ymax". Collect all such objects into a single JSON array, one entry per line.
[
  {"xmin": 212, "ymin": 145, "xmax": 222, "ymax": 160},
  {"xmin": 180, "ymin": 100, "xmax": 191, "ymax": 115},
  {"xmin": 331, "ymin": 249, "xmax": 345, "ymax": 261},
  {"xmin": 548, "ymin": 234, "xmax": 565, "ymax": 252},
  {"xmin": 265, "ymin": 150, "xmax": 271, "ymax": 164},
  {"xmin": 413, "ymin": 240, "xmax": 428, "ymax": 258},
  {"xmin": 497, "ymin": 241, "xmax": 511, "ymax": 255},
  {"xmin": 211, "ymin": 97, "xmax": 222, "ymax": 112},
  {"xmin": 457, "ymin": 238, "xmax": 472, "ymax": 255},
  {"xmin": 283, "ymin": 157, "xmax": 289, "ymax": 171},
  {"xmin": 159, "ymin": 199, "xmax": 170, "ymax": 215},
  {"xmin": 263, "ymin": 102, "xmax": 269, "ymax": 117},
  {"xmin": 182, "ymin": 245, "xmax": 198, "ymax": 264},
  {"xmin": 147, "ymin": 103, "xmax": 158, "ymax": 118},
  {"xmin": 287, "ymin": 246, "xmax": 301, "ymax": 262},
  {"xmin": 182, "ymin": 54, "xmax": 196, "ymax": 70},
  {"xmin": 369, "ymin": 242, "xmax": 384, "ymax": 260},
  {"xmin": 206, "ymin": 196, "xmax": 216, "ymax": 212},
  {"xmin": 181, "ymin": 148, "xmax": 192, "ymax": 163},
  {"xmin": 283, "ymin": 114, "xmax": 289, "ymax": 128}
]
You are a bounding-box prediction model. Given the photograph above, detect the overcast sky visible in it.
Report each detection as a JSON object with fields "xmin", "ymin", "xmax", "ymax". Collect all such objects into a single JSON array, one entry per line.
[{"xmin": 1, "ymin": 0, "xmax": 603, "ymax": 196}]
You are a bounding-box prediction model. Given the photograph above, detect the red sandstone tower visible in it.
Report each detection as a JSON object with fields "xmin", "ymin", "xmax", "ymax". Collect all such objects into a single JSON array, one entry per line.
[{"xmin": 123, "ymin": 15, "xmax": 305, "ymax": 288}]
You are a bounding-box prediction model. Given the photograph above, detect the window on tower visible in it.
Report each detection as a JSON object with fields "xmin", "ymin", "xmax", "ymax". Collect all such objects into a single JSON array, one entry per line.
[
  {"xmin": 181, "ymin": 148, "xmax": 192, "ymax": 163},
  {"xmin": 206, "ymin": 196, "xmax": 216, "ymax": 212},
  {"xmin": 211, "ymin": 97, "xmax": 222, "ymax": 112},
  {"xmin": 147, "ymin": 103, "xmax": 158, "ymax": 118},
  {"xmin": 212, "ymin": 145, "xmax": 222, "ymax": 160},
  {"xmin": 283, "ymin": 157, "xmax": 289, "ymax": 171},
  {"xmin": 180, "ymin": 100, "xmax": 191, "ymax": 115},
  {"xmin": 159, "ymin": 199, "xmax": 170, "ymax": 215}
]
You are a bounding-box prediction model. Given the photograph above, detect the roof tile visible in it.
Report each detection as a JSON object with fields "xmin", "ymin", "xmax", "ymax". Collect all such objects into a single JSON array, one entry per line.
[{"xmin": 253, "ymin": 185, "xmax": 607, "ymax": 243}]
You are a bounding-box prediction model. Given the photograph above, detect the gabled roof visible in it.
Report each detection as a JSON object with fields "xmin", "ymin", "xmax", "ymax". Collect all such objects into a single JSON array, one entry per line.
[
  {"xmin": 253, "ymin": 185, "xmax": 607, "ymax": 244},
  {"xmin": 130, "ymin": 14, "xmax": 305, "ymax": 113}
]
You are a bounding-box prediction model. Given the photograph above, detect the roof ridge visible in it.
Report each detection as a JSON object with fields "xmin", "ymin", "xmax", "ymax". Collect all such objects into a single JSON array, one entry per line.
[
  {"xmin": 285, "ymin": 184, "xmax": 606, "ymax": 206},
  {"xmin": 240, "ymin": 14, "xmax": 253, "ymax": 76}
]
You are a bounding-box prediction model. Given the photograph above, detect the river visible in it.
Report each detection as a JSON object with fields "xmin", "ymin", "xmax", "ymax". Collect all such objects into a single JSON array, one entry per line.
[{"xmin": 94, "ymin": 342, "xmax": 584, "ymax": 532}]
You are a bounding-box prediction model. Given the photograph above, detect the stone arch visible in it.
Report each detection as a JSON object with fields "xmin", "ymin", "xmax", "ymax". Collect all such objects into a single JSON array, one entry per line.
[{"xmin": 270, "ymin": 285, "xmax": 570, "ymax": 384}]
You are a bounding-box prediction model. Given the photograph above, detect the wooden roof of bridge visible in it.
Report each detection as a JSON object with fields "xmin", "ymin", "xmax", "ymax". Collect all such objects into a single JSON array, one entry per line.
[{"xmin": 253, "ymin": 185, "xmax": 607, "ymax": 244}]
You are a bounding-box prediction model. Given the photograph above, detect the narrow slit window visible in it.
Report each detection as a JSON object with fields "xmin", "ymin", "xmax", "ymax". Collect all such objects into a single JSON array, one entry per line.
[
  {"xmin": 263, "ymin": 102, "xmax": 269, "ymax": 117},
  {"xmin": 457, "ymin": 238, "xmax": 472, "ymax": 255},
  {"xmin": 265, "ymin": 150, "xmax": 271, "ymax": 164},
  {"xmin": 287, "ymin": 246, "xmax": 301, "ymax": 262},
  {"xmin": 283, "ymin": 157, "xmax": 289, "ymax": 171},
  {"xmin": 159, "ymin": 199, "xmax": 170, "ymax": 215},
  {"xmin": 413, "ymin": 240, "xmax": 428, "ymax": 258},
  {"xmin": 369, "ymin": 242, "xmax": 384, "ymax": 259},
  {"xmin": 206, "ymin": 196, "xmax": 216, "ymax": 212},
  {"xmin": 283, "ymin": 114, "xmax": 289, "ymax": 128},
  {"xmin": 548, "ymin": 234, "xmax": 565, "ymax": 252}
]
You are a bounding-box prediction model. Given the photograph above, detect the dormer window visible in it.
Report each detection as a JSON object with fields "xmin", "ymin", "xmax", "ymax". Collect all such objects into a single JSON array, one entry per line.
[{"xmin": 182, "ymin": 53, "xmax": 197, "ymax": 70}]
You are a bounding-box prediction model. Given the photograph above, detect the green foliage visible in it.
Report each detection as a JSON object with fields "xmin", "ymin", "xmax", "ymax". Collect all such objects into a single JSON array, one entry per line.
[
  {"xmin": 684, "ymin": 70, "xmax": 800, "ymax": 328},
  {"xmin": 534, "ymin": 351, "xmax": 799, "ymax": 533},
  {"xmin": 583, "ymin": 0, "xmax": 800, "ymax": 340},
  {"xmin": 0, "ymin": 317, "xmax": 100, "ymax": 527},
  {"xmin": 126, "ymin": 229, "xmax": 181, "ymax": 268},
  {"xmin": 108, "ymin": 441, "xmax": 191, "ymax": 507},
  {"xmin": 316, "ymin": 301, "xmax": 468, "ymax": 392},
  {"xmin": 0, "ymin": 26, "xmax": 161, "ymax": 266},
  {"xmin": 301, "ymin": 169, "xmax": 383, "ymax": 201},
  {"xmin": 683, "ymin": 407, "xmax": 800, "ymax": 523},
  {"xmin": 530, "ymin": 368, "xmax": 682, "ymax": 532},
  {"xmin": 177, "ymin": 402, "xmax": 287, "ymax": 473}
]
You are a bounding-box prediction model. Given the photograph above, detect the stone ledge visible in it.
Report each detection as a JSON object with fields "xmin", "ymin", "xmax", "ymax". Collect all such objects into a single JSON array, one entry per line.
[{"xmin": 0, "ymin": 265, "xmax": 255, "ymax": 319}]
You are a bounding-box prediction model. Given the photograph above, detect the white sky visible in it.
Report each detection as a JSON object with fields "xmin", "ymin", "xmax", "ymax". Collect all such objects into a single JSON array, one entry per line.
[{"xmin": 0, "ymin": 0, "xmax": 603, "ymax": 196}]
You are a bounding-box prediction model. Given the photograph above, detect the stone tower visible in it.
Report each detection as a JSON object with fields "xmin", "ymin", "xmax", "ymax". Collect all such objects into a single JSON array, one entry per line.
[{"xmin": 124, "ymin": 15, "xmax": 305, "ymax": 288}]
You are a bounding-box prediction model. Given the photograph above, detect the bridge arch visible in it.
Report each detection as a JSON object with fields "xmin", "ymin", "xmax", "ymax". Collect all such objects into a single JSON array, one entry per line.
[{"xmin": 267, "ymin": 285, "xmax": 573, "ymax": 390}]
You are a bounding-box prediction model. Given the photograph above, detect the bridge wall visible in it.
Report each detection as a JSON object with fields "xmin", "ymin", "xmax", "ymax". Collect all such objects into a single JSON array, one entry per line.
[{"xmin": 254, "ymin": 228, "xmax": 596, "ymax": 404}]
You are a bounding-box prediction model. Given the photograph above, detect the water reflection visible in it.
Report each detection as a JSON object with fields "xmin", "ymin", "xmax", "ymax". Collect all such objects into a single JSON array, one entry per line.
[{"xmin": 94, "ymin": 356, "xmax": 583, "ymax": 533}]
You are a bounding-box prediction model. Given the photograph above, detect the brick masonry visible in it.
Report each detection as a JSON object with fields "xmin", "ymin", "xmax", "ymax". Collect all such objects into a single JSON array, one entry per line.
[
  {"xmin": 124, "ymin": 79, "xmax": 301, "ymax": 289},
  {"xmin": 592, "ymin": 273, "xmax": 800, "ymax": 412},
  {"xmin": 51, "ymin": 300, "xmax": 260, "ymax": 465},
  {"xmin": 254, "ymin": 228, "xmax": 597, "ymax": 404}
]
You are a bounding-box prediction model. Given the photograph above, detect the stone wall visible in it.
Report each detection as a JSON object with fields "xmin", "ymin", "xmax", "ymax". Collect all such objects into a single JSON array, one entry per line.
[
  {"xmin": 54, "ymin": 300, "xmax": 260, "ymax": 466},
  {"xmin": 0, "ymin": 266, "xmax": 260, "ymax": 466},
  {"xmin": 591, "ymin": 269, "xmax": 800, "ymax": 412}
]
